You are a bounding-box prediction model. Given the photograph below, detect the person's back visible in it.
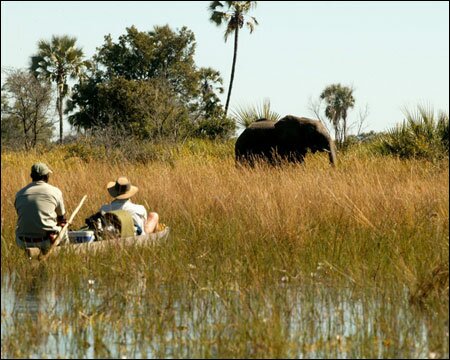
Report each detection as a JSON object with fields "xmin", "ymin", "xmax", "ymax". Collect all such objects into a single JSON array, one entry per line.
[
  {"xmin": 100, "ymin": 199, "xmax": 147, "ymax": 235},
  {"xmin": 15, "ymin": 181, "xmax": 64, "ymax": 238},
  {"xmin": 14, "ymin": 163, "xmax": 67, "ymax": 250},
  {"xmin": 100, "ymin": 177, "xmax": 159, "ymax": 235}
]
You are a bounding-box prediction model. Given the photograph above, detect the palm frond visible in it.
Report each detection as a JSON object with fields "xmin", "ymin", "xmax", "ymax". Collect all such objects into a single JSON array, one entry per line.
[
  {"xmin": 231, "ymin": 99, "xmax": 280, "ymax": 128},
  {"xmin": 210, "ymin": 10, "xmax": 226, "ymax": 25},
  {"xmin": 246, "ymin": 21, "xmax": 255, "ymax": 33},
  {"xmin": 209, "ymin": 1, "xmax": 224, "ymax": 11}
]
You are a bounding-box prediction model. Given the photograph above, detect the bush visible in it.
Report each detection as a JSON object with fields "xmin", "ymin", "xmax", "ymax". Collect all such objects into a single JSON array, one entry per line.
[
  {"xmin": 375, "ymin": 106, "xmax": 449, "ymax": 160},
  {"xmin": 193, "ymin": 116, "xmax": 236, "ymax": 140},
  {"xmin": 63, "ymin": 141, "xmax": 107, "ymax": 163}
]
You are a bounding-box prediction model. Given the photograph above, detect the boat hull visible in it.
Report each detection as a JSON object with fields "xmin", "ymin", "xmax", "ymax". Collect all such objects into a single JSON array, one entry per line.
[{"xmin": 26, "ymin": 227, "xmax": 170, "ymax": 260}]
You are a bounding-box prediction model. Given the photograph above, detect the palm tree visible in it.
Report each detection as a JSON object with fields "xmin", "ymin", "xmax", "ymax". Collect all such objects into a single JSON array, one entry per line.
[
  {"xmin": 320, "ymin": 84, "xmax": 355, "ymax": 146},
  {"xmin": 209, "ymin": 1, "xmax": 258, "ymax": 116},
  {"xmin": 30, "ymin": 35, "xmax": 88, "ymax": 144}
]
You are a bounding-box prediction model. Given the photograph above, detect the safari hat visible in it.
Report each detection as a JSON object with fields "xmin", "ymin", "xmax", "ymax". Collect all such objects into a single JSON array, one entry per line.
[
  {"xmin": 31, "ymin": 162, "xmax": 53, "ymax": 176},
  {"xmin": 107, "ymin": 177, "xmax": 138, "ymax": 200}
]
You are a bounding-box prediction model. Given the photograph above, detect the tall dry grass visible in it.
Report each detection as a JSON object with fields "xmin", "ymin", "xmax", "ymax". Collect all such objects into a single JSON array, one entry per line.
[
  {"xmin": 1, "ymin": 144, "xmax": 448, "ymax": 358},
  {"xmin": 1, "ymin": 145, "xmax": 448, "ymax": 297}
]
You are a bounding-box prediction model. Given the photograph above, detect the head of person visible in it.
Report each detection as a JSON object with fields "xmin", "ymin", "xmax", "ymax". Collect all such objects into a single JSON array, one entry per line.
[
  {"xmin": 30, "ymin": 162, "xmax": 53, "ymax": 182},
  {"xmin": 107, "ymin": 176, "xmax": 138, "ymax": 200}
]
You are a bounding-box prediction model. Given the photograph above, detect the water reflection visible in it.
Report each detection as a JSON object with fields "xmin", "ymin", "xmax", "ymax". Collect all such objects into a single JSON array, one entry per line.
[
  {"xmin": 13, "ymin": 265, "xmax": 49, "ymax": 320},
  {"xmin": 1, "ymin": 272, "xmax": 448, "ymax": 359},
  {"xmin": 2, "ymin": 266, "xmax": 56, "ymax": 357}
]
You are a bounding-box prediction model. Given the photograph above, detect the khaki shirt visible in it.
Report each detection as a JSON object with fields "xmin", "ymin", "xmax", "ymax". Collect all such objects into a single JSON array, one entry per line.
[{"xmin": 15, "ymin": 181, "xmax": 66, "ymax": 238}]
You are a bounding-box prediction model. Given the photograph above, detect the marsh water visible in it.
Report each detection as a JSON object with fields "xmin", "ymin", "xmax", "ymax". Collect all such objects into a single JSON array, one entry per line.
[{"xmin": 2, "ymin": 270, "xmax": 448, "ymax": 359}]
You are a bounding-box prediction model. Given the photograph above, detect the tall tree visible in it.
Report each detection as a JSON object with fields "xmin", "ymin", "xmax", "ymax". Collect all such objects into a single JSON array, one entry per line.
[
  {"xmin": 196, "ymin": 67, "xmax": 224, "ymax": 119},
  {"xmin": 92, "ymin": 25, "xmax": 224, "ymax": 112},
  {"xmin": 1, "ymin": 69, "xmax": 54, "ymax": 150},
  {"xmin": 209, "ymin": 1, "xmax": 258, "ymax": 116},
  {"xmin": 320, "ymin": 84, "xmax": 355, "ymax": 146},
  {"xmin": 94, "ymin": 25, "xmax": 200, "ymax": 101},
  {"xmin": 30, "ymin": 35, "xmax": 88, "ymax": 144},
  {"xmin": 68, "ymin": 25, "xmax": 227, "ymax": 138}
]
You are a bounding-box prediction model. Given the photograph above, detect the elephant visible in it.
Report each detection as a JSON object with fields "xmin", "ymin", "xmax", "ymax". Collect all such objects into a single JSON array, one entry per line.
[{"xmin": 235, "ymin": 115, "xmax": 337, "ymax": 166}]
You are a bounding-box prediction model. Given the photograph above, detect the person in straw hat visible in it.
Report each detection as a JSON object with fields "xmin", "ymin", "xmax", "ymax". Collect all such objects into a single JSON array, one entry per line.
[
  {"xmin": 15, "ymin": 162, "xmax": 69, "ymax": 251},
  {"xmin": 99, "ymin": 176, "xmax": 159, "ymax": 234}
]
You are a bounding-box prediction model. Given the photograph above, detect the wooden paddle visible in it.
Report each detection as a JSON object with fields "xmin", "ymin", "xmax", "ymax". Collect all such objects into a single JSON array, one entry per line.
[{"xmin": 39, "ymin": 195, "xmax": 87, "ymax": 261}]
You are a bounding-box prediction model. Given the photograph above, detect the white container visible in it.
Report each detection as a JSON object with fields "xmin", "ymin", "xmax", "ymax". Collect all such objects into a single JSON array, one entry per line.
[{"xmin": 69, "ymin": 230, "xmax": 95, "ymax": 243}]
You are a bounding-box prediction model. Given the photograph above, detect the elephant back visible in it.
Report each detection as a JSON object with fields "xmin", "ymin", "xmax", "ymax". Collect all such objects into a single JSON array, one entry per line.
[
  {"xmin": 248, "ymin": 118, "xmax": 277, "ymax": 129},
  {"xmin": 275, "ymin": 115, "xmax": 332, "ymax": 143}
]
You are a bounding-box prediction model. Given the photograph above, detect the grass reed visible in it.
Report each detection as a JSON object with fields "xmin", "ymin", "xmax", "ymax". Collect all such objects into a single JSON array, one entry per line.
[{"xmin": 1, "ymin": 141, "xmax": 448, "ymax": 358}]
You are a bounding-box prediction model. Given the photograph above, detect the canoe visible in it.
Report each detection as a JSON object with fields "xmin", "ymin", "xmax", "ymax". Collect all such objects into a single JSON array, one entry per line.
[{"xmin": 26, "ymin": 226, "xmax": 170, "ymax": 260}]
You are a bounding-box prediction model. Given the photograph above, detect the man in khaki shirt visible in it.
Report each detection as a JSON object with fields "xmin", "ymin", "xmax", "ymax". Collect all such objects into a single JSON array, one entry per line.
[{"xmin": 15, "ymin": 162, "xmax": 68, "ymax": 250}]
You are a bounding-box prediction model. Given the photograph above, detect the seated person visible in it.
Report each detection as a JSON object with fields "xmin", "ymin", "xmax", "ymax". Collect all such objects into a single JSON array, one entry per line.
[
  {"xmin": 15, "ymin": 162, "xmax": 68, "ymax": 252},
  {"xmin": 100, "ymin": 177, "xmax": 159, "ymax": 235}
]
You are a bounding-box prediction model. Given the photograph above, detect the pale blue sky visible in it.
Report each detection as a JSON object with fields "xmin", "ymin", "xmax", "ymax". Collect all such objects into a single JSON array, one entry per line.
[{"xmin": 1, "ymin": 1, "xmax": 449, "ymax": 134}]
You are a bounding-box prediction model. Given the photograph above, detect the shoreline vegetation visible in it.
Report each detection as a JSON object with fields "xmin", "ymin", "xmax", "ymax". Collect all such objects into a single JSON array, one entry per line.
[{"xmin": 1, "ymin": 140, "xmax": 449, "ymax": 358}]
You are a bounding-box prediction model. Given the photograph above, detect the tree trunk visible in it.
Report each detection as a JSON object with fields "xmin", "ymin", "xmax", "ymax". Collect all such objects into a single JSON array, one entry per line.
[
  {"xmin": 333, "ymin": 115, "xmax": 340, "ymax": 146},
  {"xmin": 58, "ymin": 85, "xmax": 63, "ymax": 144},
  {"xmin": 225, "ymin": 28, "xmax": 239, "ymax": 117},
  {"xmin": 22, "ymin": 118, "xmax": 30, "ymax": 151},
  {"xmin": 32, "ymin": 120, "xmax": 37, "ymax": 149},
  {"xmin": 343, "ymin": 115, "xmax": 347, "ymax": 143}
]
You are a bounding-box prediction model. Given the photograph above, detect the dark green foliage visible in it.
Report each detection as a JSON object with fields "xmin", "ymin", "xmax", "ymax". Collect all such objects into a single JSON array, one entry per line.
[
  {"xmin": 66, "ymin": 71, "xmax": 103, "ymax": 130},
  {"xmin": 195, "ymin": 67, "xmax": 225, "ymax": 119},
  {"xmin": 67, "ymin": 25, "xmax": 228, "ymax": 140},
  {"xmin": 95, "ymin": 77, "xmax": 191, "ymax": 140},
  {"xmin": 193, "ymin": 116, "xmax": 236, "ymax": 140},
  {"xmin": 94, "ymin": 25, "xmax": 199, "ymax": 102}
]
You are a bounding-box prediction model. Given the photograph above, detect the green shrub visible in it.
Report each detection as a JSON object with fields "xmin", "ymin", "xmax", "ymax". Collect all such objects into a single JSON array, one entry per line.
[
  {"xmin": 193, "ymin": 116, "xmax": 236, "ymax": 140},
  {"xmin": 376, "ymin": 106, "xmax": 449, "ymax": 160}
]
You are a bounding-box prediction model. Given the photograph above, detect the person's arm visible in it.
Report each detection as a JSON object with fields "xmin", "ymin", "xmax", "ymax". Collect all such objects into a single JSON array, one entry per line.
[
  {"xmin": 142, "ymin": 207, "xmax": 148, "ymax": 223},
  {"xmin": 55, "ymin": 189, "xmax": 67, "ymax": 226},
  {"xmin": 139, "ymin": 205, "xmax": 148, "ymax": 234}
]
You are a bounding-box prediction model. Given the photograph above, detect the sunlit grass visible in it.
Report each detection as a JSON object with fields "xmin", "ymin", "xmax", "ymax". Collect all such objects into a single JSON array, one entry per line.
[{"xmin": 1, "ymin": 141, "xmax": 448, "ymax": 358}]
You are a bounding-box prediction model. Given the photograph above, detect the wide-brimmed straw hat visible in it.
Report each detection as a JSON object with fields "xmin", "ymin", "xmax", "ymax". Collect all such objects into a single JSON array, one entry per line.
[{"xmin": 107, "ymin": 177, "xmax": 138, "ymax": 200}]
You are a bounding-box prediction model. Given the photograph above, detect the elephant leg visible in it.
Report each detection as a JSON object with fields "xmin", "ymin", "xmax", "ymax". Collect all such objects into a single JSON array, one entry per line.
[
  {"xmin": 239, "ymin": 152, "xmax": 257, "ymax": 167},
  {"xmin": 294, "ymin": 153, "xmax": 306, "ymax": 163},
  {"xmin": 280, "ymin": 149, "xmax": 305, "ymax": 164}
]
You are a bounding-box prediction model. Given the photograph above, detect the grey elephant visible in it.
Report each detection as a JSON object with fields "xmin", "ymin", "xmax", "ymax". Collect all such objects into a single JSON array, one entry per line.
[{"xmin": 235, "ymin": 115, "xmax": 337, "ymax": 166}]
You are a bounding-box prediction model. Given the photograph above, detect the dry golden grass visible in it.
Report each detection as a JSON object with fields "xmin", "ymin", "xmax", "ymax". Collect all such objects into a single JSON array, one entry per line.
[
  {"xmin": 2, "ymin": 145, "xmax": 448, "ymax": 291},
  {"xmin": 1, "ymin": 144, "xmax": 449, "ymax": 358}
]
